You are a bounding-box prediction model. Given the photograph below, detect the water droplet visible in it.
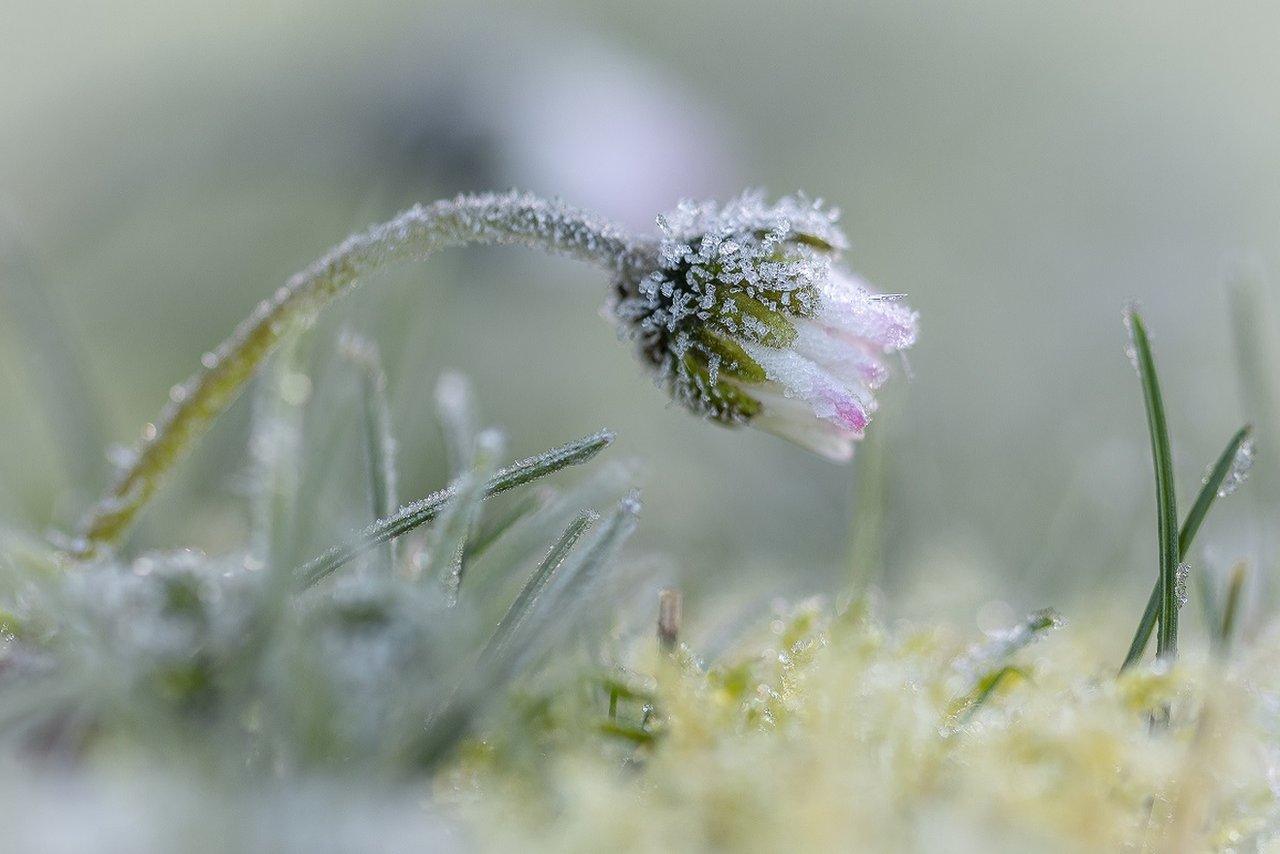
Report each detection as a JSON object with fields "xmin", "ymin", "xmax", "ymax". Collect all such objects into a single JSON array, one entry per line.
[
  {"xmin": 201, "ymin": 352, "xmax": 218, "ymax": 369},
  {"xmin": 142, "ymin": 423, "xmax": 158, "ymax": 441}
]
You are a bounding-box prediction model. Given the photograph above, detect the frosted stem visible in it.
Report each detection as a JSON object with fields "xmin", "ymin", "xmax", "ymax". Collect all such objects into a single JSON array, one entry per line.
[{"xmin": 75, "ymin": 192, "xmax": 651, "ymax": 554}]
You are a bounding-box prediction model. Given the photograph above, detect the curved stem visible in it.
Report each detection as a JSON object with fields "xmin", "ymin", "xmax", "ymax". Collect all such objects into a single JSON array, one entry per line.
[{"xmin": 75, "ymin": 192, "xmax": 650, "ymax": 555}]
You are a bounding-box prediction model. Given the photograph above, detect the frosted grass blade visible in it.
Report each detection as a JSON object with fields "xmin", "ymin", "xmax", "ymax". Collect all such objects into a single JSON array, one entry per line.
[
  {"xmin": 428, "ymin": 429, "xmax": 503, "ymax": 602},
  {"xmin": 479, "ymin": 509, "xmax": 598, "ymax": 668},
  {"xmin": 341, "ymin": 332, "xmax": 399, "ymax": 572},
  {"xmin": 295, "ymin": 430, "xmax": 613, "ymax": 587},
  {"xmin": 434, "ymin": 371, "xmax": 477, "ymax": 480},
  {"xmin": 408, "ymin": 495, "xmax": 638, "ymax": 771},
  {"xmin": 248, "ymin": 335, "xmax": 308, "ymax": 572}
]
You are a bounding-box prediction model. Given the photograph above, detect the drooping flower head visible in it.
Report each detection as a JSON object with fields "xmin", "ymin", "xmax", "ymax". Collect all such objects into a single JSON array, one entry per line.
[{"xmin": 611, "ymin": 191, "xmax": 918, "ymax": 461}]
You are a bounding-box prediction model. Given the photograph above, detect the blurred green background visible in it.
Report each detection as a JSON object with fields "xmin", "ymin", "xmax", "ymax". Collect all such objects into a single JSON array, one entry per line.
[{"xmin": 3, "ymin": 1, "xmax": 1278, "ymax": 628}]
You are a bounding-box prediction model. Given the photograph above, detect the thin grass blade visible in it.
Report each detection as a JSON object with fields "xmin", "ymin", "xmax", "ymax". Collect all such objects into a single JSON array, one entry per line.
[
  {"xmin": 1124, "ymin": 309, "xmax": 1180, "ymax": 660},
  {"xmin": 340, "ymin": 331, "xmax": 399, "ymax": 572},
  {"xmin": 408, "ymin": 493, "xmax": 639, "ymax": 771},
  {"xmin": 1218, "ymin": 560, "xmax": 1247, "ymax": 654},
  {"xmin": 1120, "ymin": 424, "xmax": 1251, "ymax": 670},
  {"xmin": 434, "ymin": 370, "xmax": 477, "ymax": 479},
  {"xmin": 427, "ymin": 429, "xmax": 503, "ymax": 602},
  {"xmin": 479, "ymin": 509, "xmax": 598, "ymax": 668},
  {"xmin": 295, "ymin": 429, "xmax": 614, "ymax": 587},
  {"xmin": 500, "ymin": 491, "xmax": 642, "ymax": 674},
  {"xmin": 248, "ymin": 334, "xmax": 309, "ymax": 572}
]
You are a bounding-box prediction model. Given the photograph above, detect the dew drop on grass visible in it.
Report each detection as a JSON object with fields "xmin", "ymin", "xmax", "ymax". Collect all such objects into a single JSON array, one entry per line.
[
  {"xmin": 1210, "ymin": 438, "xmax": 1255, "ymax": 498},
  {"xmin": 1123, "ymin": 343, "xmax": 1139, "ymax": 373},
  {"xmin": 1121, "ymin": 303, "xmax": 1142, "ymax": 375}
]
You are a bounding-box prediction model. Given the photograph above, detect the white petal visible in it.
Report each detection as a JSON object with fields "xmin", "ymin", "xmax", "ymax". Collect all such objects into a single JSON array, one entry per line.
[
  {"xmin": 740, "ymin": 344, "xmax": 873, "ymax": 435},
  {"xmin": 747, "ymin": 375, "xmax": 861, "ymax": 458},
  {"xmin": 793, "ymin": 319, "xmax": 889, "ymax": 391},
  {"xmin": 816, "ymin": 268, "xmax": 919, "ymax": 352}
]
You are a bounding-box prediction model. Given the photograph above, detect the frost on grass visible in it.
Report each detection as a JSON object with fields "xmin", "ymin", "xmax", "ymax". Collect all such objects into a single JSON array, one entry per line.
[
  {"xmin": 1210, "ymin": 437, "xmax": 1255, "ymax": 498},
  {"xmin": 452, "ymin": 602, "xmax": 1280, "ymax": 853},
  {"xmin": 0, "ymin": 352, "xmax": 639, "ymax": 791}
]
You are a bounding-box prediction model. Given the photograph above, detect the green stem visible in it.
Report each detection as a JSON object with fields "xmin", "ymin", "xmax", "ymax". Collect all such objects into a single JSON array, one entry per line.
[{"xmin": 73, "ymin": 193, "xmax": 648, "ymax": 554}]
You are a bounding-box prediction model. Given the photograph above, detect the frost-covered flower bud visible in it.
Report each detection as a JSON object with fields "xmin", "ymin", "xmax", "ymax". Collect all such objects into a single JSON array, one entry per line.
[{"xmin": 611, "ymin": 191, "xmax": 917, "ymax": 461}]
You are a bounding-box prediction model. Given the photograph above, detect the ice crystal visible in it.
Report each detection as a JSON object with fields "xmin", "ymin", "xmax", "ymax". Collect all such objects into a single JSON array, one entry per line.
[
  {"xmin": 1175, "ymin": 561, "xmax": 1191, "ymax": 609},
  {"xmin": 1212, "ymin": 438, "xmax": 1255, "ymax": 497}
]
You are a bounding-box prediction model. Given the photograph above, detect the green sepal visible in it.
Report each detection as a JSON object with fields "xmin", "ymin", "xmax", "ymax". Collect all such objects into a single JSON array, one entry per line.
[
  {"xmin": 696, "ymin": 328, "xmax": 767, "ymax": 383},
  {"xmin": 717, "ymin": 291, "xmax": 797, "ymax": 349}
]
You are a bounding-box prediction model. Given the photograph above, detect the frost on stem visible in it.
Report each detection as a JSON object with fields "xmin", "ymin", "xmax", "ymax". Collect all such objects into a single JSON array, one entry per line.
[
  {"xmin": 75, "ymin": 192, "xmax": 650, "ymax": 554},
  {"xmin": 611, "ymin": 191, "xmax": 918, "ymax": 461},
  {"xmin": 77, "ymin": 189, "xmax": 918, "ymax": 554}
]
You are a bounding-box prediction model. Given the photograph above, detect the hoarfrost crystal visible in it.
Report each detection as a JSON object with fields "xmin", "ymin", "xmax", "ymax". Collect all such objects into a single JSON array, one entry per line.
[
  {"xmin": 1215, "ymin": 438, "xmax": 1255, "ymax": 498},
  {"xmin": 1175, "ymin": 562, "xmax": 1191, "ymax": 609},
  {"xmin": 611, "ymin": 191, "xmax": 918, "ymax": 461}
]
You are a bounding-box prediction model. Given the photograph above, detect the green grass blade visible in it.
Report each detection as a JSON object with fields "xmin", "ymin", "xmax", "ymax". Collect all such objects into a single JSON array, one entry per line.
[
  {"xmin": 479, "ymin": 509, "xmax": 598, "ymax": 669},
  {"xmin": 1124, "ymin": 310, "xmax": 1180, "ymax": 660},
  {"xmin": 949, "ymin": 665, "xmax": 1027, "ymax": 725},
  {"xmin": 341, "ymin": 331, "xmax": 399, "ymax": 572},
  {"xmin": 1218, "ymin": 560, "xmax": 1247, "ymax": 654},
  {"xmin": 1120, "ymin": 424, "xmax": 1251, "ymax": 670},
  {"xmin": 427, "ymin": 429, "xmax": 503, "ymax": 602},
  {"xmin": 1180, "ymin": 425, "xmax": 1252, "ymax": 555},
  {"xmin": 247, "ymin": 334, "xmax": 309, "ymax": 572},
  {"xmin": 295, "ymin": 429, "xmax": 613, "ymax": 587},
  {"xmin": 407, "ymin": 494, "xmax": 638, "ymax": 772}
]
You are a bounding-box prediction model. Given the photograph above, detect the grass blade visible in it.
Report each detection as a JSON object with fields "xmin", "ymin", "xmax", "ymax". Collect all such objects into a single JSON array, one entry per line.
[
  {"xmin": 434, "ymin": 370, "xmax": 477, "ymax": 480},
  {"xmin": 295, "ymin": 430, "xmax": 614, "ymax": 587},
  {"xmin": 408, "ymin": 494, "xmax": 638, "ymax": 772},
  {"xmin": 1120, "ymin": 425, "xmax": 1252, "ymax": 670},
  {"xmin": 247, "ymin": 334, "xmax": 309, "ymax": 572},
  {"xmin": 949, "ymin": 665, "xmax": 1027, "ymax": 725},
  {"xmin": 427, "ymin": 429, "xmax": 503, "ymax": 602},
  {"xmin": 503, "ymin": 491, "xmax": 642, "ymax": 670},
  {"xmin": 1124, "ymin": 309, "xmax": 1180, "ymax": 660},
  {"xmin": 341, "ymin": 331, "xmax": 399, "ymax": 573},
  {"xmin": 479, "ymin": 509, "xmax": 598, "ymax": 668},
  {"xmin": 1218, "ymin": 560, "xmax": 1247, "ymax": 654}
]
